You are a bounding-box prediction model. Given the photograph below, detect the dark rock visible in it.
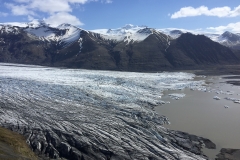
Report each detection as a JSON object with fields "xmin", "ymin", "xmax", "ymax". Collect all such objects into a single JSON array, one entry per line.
[
  {"xmin": 202, "ymin": 138, "xmax": 216, "ymax": 149},
  {"xmin": 216, "ymin": 148, "xmax": 240, "ymax": 160},
  {"xmin": 169, "ymin": 130, "xmax": 216, "ymax": 155},
  {"xmin": 70, "ymin": 148, "xmax": 82, "ymax": 160},
  {"xmin": 45, "ymin": 143, "xmax": 60, "ymax": 159},
  {"xmin": 59, "ymin": 142, "xmax": 71, "ymax": 158}
]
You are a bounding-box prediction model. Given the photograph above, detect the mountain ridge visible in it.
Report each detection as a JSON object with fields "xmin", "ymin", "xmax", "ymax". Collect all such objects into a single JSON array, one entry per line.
[
  {"xmin": 2, "ymin": 21, "xmax": 240, "ymax": 49},
  {"xmin": 0, "ymin": 22, "xmax": 240, "ymax": 71}
]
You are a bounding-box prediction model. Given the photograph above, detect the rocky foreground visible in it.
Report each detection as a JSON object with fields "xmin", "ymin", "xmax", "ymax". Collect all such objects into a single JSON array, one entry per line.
[{"xmin": 0, "ymin": 63, "xmax": 215, "ymax": 159}]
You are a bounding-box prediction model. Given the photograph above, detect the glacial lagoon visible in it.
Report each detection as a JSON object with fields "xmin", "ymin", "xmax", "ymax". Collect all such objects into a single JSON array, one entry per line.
[{"xmin": 157, "ymin": 76, "xmax": 240, "ymax": 159}]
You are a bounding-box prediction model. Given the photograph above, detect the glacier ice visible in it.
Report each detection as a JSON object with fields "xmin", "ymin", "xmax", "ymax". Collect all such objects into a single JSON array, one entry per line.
[
  {"xmin": 168, "ymin": 93, "xmax": 186, "ymax": 100},
  {"xmin": 213, "ymin": 96, "xmax": 221, "ymax": 100},
  {"xmin": 0, "ymin": 63, "xmax": 209, "ymax": 159}
]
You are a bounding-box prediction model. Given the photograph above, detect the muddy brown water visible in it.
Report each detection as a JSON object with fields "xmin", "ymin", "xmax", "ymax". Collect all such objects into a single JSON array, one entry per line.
[{"xmin": 156, "ymin": 76, "xmax": 240, "ymax": 159}]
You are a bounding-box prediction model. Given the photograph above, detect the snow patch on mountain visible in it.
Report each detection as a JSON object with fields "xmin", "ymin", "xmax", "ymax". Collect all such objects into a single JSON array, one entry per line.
[
  {"xmin": 0, "ymin": 25, "xmax": 20, "ymax": 34},
  {"xmin": 57, "ymin": 23, "xmax": 82, "ymax": 47},
  {"xmin": 24, "ymin": 22, "xmax": 82, "ymax": 48},
  {"xmin": 77, "ymin": 37, "xmax": 83, "ymax": 56},
  {"xmin": 25, "ymin": 26, "xmax": 61, "ymax": 42},
  {"xmin": 91, "ymin": 24, "xmax": 153, "ymax": 43}
]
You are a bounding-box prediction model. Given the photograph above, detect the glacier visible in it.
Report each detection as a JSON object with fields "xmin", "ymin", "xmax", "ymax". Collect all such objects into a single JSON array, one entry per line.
[{"xmin": 0, "ymin": 63, "xmax": 212, "ymax": 159}]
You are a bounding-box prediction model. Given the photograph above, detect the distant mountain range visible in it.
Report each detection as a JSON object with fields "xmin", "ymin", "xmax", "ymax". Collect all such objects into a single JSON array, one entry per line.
[
  {"xmin": 0, "ymin": 21, "xmax": 239, "ymax": 71},
  {"xmin": 161, "ymin": 29, "xmax": 240, "ymax": 50}
]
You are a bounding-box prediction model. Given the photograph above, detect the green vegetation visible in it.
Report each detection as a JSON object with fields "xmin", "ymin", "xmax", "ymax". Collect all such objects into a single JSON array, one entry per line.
[{"xmin": 0, "ymin": 126, "xmax": 38, "ymax": 160}]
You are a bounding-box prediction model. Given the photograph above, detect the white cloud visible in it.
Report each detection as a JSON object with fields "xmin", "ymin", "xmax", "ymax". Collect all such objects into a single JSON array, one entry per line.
[
  {"xmin": 207, "ymin": 22, "xmax": 240, "ymax": 33},
  {"xmin": 44, "ymin": 12, "xmax": 84, "ymax": 27},
  {"xmin": 5, "ymin": 1, "xmax": 72, "ymax": 15},
  {"xmin": 4, "ymin": 0, "xmax": 113, "ymax": 26},
  {"xmin": 5, "ymin": 3, "xmax": 35, "ymax": 16},
  {"xmin": 29, "ymin": 0, "xmax": 72, "ymax": 14},
  {"xmin": 0, "ymin": 12, "xmax": 8, "ymax": 17},
  {"xmin": 171, "ymin": 5, "xmax": 240, "ymax": 19},
  {"xmin": 67, "ymin": 0, "xmax": 90, "ymax": 3},
  {"xmin": 14, "ymin": 0, "xmax": 31, "ymax": 2},
  {"xmin": 103, "ymin": 0, "xmax": 112, "ymax": 3}
]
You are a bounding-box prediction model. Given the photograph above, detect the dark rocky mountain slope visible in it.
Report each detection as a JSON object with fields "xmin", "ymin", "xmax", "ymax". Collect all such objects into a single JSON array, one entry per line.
[{"xmin": 166, "ymin": 33, "xmax": 239, "ymax": 67}]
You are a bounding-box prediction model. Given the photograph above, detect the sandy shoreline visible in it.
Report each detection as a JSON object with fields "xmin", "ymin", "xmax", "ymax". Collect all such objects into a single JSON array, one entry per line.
[{"xmin": 155, "ymin": 73, "xmax": 240, "ymax": 159}]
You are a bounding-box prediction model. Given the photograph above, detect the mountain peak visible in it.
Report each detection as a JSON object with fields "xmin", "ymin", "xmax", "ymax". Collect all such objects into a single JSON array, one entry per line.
[
  {"xmin": 137, "ymin": 28, "xmax": 153, "ymax": 34},
  {"xmin": 121, "ymin": 24, "xmax": 148, "ymax": 30},
  {"xmin": 122, "ymin": 24, "xmax": 137, "ymax": 30},
  {"xmin": 222, "ymin": 31, "xmax": 233, "ymax": 37},
  {"xmin": 221, "ymin": 31, "xmax": 240, "ymax": 40},
  {"xmin": 58, "ymin": 23, "xmax": 75, "ymax": 28},
  {"xmin": 170, "ymin": 30, "xmax": 183, "ymax": 35},
  {"xmin": 57, "ymin": 23, "xmax": 78, "ymax": 30},
  {"xmin": 27, "ymin": 20, "xmax": 49, "ymax": 28}
]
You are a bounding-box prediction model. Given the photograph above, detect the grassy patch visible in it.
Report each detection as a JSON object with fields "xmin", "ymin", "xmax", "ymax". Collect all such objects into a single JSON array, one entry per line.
[{"xmin": 0, "ymin": 127, "xmax": 38, "ymax": 160}]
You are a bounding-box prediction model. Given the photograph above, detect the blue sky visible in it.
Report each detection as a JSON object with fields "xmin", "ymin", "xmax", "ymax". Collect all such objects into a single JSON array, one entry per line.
[{"xmin": 0, "ymin": 0, "xmax": 240, "ymax": 33}]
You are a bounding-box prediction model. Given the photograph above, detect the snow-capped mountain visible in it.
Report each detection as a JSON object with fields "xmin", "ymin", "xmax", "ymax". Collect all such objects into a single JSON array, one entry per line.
[
  {"xmin": 217, "ymin": 31, "xmax": 240, "ymax": 49},
  {"xmin": 0, "ymin": 20, "xmax": 84, "ymax": 50},
  {"xmin": 1, "ymin": 21, "xmax": 240, "ymax": 49},
  {"xmin": 0, "ymin": 21, "xmax": 239, "ymax": 71},
  {"xmin": 159, "ymin": 28, "xmax": 240, "ymax": 49}
]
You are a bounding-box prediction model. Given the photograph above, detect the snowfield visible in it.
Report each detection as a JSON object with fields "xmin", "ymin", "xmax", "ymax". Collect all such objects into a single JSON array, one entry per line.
[
  {"xmin": 0, "ymin": 63, "xmax": 208, "ymax": 160},
  {"xmin": 91, "ymin": 24, "xmax": 154, "ymax": 43},
  {"xmin": 25, "ymin": 23, "xmax": 82, "ymax": 47}
]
